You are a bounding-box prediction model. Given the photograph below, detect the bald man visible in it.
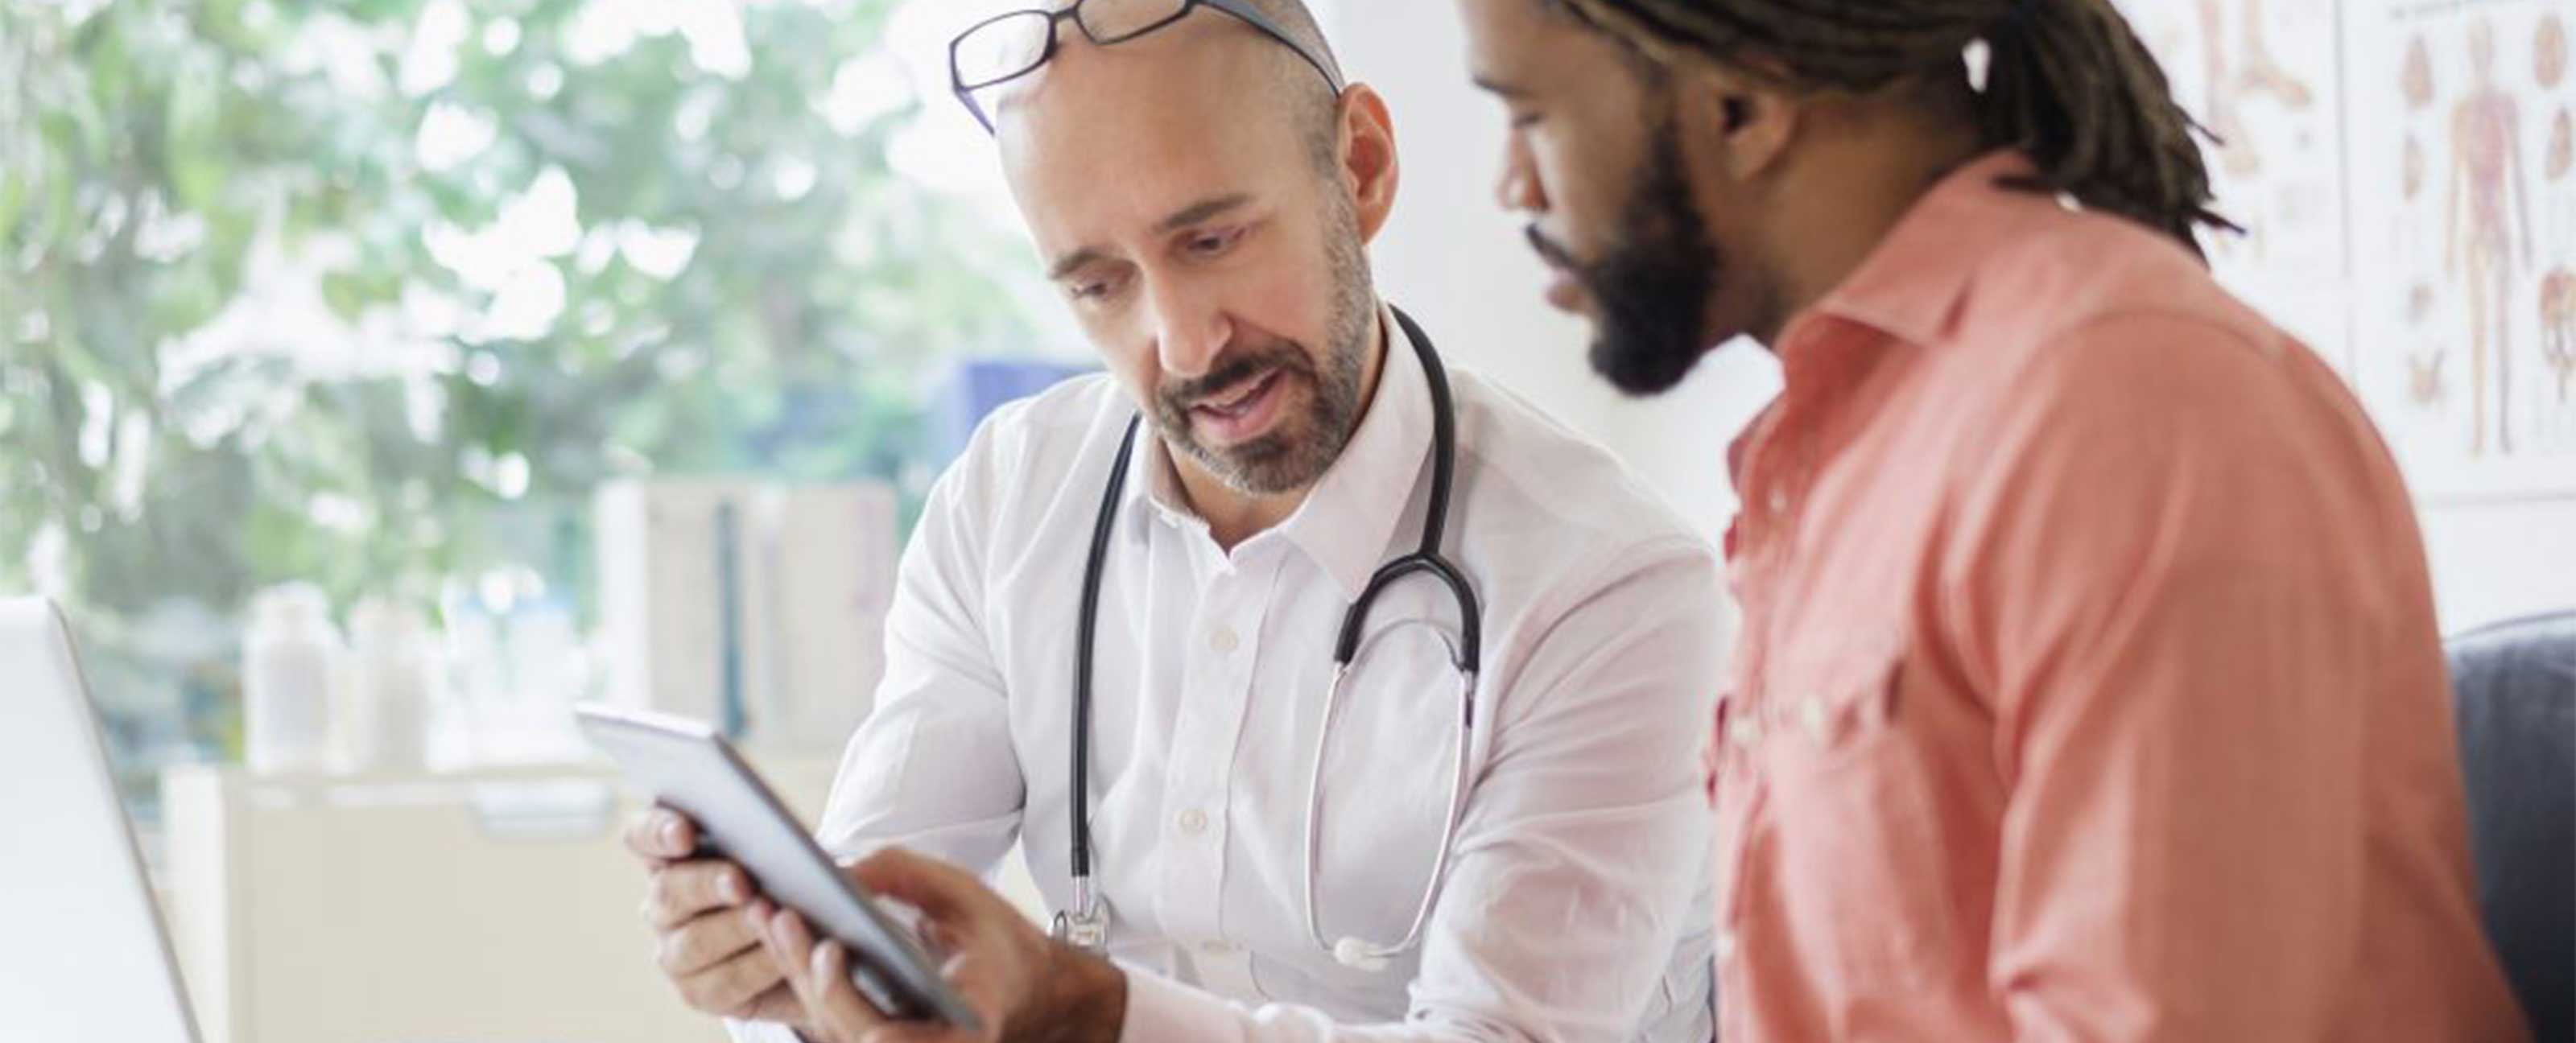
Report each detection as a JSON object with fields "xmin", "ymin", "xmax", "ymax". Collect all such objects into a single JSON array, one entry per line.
[{"xmin": 622, "ymin": 2, "xmax": 1722, "ymax": 1041}]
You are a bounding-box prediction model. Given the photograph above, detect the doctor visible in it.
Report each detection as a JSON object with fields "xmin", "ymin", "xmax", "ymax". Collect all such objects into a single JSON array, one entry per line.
[{"xmin": 624, "ymin": 1, "xmax": 1723, "ymax": 1041}]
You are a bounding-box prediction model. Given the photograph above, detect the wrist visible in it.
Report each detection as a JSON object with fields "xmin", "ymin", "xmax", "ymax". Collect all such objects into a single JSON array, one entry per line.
[{"xmin": 1022, "ymin": 942, "xmax": 1126, "ymax": 1043}]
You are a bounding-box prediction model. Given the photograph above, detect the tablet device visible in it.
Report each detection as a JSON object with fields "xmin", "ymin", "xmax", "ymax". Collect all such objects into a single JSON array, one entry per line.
[{"xmin": 575, "ymin": 704, "xmax": 980, "ymax": 1030}]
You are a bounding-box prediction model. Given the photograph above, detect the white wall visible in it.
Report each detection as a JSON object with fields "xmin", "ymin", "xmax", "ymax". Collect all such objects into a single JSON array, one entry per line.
[
  {"xmin": 1329, "ymin": 2, "xmax": 1781, "ymax": 534},
  {"xmin": 1328, "ymin": 2, "xmax": 1637, "ymax": 450},
  {"xmin": 2421, "ymin": 500, "xmax": 2576, "ymax": 631},
  {"xmin": 1327, "ymin": 4, "xmax": 2573, "ymax": 635}
]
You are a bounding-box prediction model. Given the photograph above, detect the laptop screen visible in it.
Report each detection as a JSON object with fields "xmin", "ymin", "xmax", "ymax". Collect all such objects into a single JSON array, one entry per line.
[{"xmin": 0, "ymin": 598, "xmax": 203, "ymax": 1042}]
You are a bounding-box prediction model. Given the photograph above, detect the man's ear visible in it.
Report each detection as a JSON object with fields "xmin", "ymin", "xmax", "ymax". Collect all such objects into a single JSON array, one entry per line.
[
  {"xmin": 1683, "ymin": 62, "xmax": 1799, "ymax": 183},
  {"xmin": 1337, "ymin": 83, "xmax": 1401, "ymax": 243}
]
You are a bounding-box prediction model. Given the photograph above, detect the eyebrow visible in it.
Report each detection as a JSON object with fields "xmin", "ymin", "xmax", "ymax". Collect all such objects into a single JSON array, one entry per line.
[
  {"xmin": 1045, "ymin": 193, "xmax": 1257, "ymax": 281},
  {"xmin": 1046, "ymin": 247, "xmax": 1108, "ymax": 282},
  {"xmin": 1471, "ymin": 74, "xmax": 1528, "ymax": 98},
  {"xmin": 1154, "ymin": 193, "xmax": 1253, "ymax": 235}
]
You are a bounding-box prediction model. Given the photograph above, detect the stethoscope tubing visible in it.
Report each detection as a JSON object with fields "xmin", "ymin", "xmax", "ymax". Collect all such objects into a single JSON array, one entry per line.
[{"xmin": 1063, "ymin": 306, "xmax": 1482, "ymax": 963}]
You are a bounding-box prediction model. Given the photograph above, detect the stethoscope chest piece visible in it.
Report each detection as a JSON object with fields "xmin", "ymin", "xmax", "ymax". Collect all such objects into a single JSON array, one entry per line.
[{"xmin": 1051, "ymin": 905, "xmax": 1108, "ymax": 953}]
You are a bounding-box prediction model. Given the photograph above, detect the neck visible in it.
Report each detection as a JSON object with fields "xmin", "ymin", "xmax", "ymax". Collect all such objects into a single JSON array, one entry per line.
[
  {"xmin": 1170, "ymin": 304, "xmax": 1389, "ymax": 551},
  {"xmin": 1746, "ymin": 113, "xmax": 1988, "ymax": 347}
]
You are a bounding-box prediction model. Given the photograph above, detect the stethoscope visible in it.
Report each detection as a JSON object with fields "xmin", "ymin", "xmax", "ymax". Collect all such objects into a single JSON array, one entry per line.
[{"xmin": 1053, "ymin": 307, "xmax": 1484, "ymax": 972}]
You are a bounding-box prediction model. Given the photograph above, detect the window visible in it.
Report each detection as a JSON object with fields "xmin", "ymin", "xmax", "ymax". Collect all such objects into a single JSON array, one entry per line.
[{"xmin": 1, "ymin": 0, "xmax": 1078, "ymax": 819}]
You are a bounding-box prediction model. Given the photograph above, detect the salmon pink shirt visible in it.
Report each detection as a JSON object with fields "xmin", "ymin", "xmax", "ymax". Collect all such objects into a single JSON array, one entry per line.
[{"xmin": 1709, "ymin": 151, "xmax": 2528, "ymax": 1041}]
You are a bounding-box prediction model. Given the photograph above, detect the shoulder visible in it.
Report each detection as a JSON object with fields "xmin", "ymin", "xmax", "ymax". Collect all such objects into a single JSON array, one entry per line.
[
  {"xmin": 925, "ymin": 373, "xmax": 1140, "ymax": 544},
  {"xmin": 942, "ymin": 373, "xmax": 1131, "ymax": 493},
  {"xmin": 1934, "ymin": 228, "xmax": 2410, "ymax": 563},
  {"xmin": 1970, "ymin": 204, "xmax": 2273, "ymax": 354},
  {"xmin": 1939, "ymin": 206, "xmax": 2352, "ymax": 445},
  {"xmin": 1444, "ymin": 365, "xmax": 1718, "ymax": 597}
]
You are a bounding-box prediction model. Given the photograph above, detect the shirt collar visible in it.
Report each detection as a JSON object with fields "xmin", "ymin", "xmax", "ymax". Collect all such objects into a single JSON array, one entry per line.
[
  {"xmin": 1732, "ymin": 150, "xmax": 2039, "ymax": 499},
  {"xmin": 1129, "ymin": 302, "xmax": 1430, "ymax": 600},
  {"xmin": 1137, "ymin": 415, "xmax": 1202, "ymax": 538},
  {"xmin": 1800, "ymin": 148, "xmax": 2041, "ymax": 349}
]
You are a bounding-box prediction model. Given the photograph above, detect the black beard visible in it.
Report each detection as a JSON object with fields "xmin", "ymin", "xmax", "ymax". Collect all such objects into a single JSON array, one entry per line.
[{"xmin": 1526, "ymin": 112, "xmax": 1721, "ymax": 397}]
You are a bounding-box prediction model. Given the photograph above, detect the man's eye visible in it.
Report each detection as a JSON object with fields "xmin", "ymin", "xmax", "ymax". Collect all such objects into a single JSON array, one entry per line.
[
  {"xmin": 1067, "ymin": 274, "xmax": 1123, "ymax": 302},
  {"xmin": 1185, "ymin": 227, "xmax": 1245, "ymax": 258},
  {"xmin": 1510, "ymin": 111, "xmax": 1542, "ymax": 130}
]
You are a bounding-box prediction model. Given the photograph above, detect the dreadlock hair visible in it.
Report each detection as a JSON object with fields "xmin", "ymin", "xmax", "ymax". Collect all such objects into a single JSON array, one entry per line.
[{"xmin": 1543, "ymin": 0, "xmax": 2240, "ymax": 258}]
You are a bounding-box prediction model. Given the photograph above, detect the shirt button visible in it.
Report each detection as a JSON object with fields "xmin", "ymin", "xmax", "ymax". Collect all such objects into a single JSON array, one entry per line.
[
  {"xmin": 1767, "ymin": 489, "xmax": 1790, "ymax": 515},
  {"xmin": 1210, "ymin": 625, "xmax": 1240, "ymax": 653},
  {"xmin": 1728, "ymin": 715, "xmax": 1765, "ymax": 749},
  {"xmin": 1800, "ymin": 697, "xmax": 1830, "ymax": 740},
  {"xmin": 1715, "ymin": 929, "xmax": 1740, "ymax": 963},
  {"xmin": 1177, "ymin": 808, "xmax": 1209, "ymax": 835}
]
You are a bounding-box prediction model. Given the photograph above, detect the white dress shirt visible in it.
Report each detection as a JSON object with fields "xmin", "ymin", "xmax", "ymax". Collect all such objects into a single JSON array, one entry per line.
[{"xmin": 732, "ymin": 307, "xmax": 1722, "ymax": 1042}]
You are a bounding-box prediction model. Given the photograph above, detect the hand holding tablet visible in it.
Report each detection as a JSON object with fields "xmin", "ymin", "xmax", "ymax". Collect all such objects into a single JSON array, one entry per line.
[{"xmin": 581, "ymin": 705, "xmax": 982, "ymax": 1032}]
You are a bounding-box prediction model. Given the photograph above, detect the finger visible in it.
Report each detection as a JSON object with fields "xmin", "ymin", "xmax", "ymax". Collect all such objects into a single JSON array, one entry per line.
[
  {"xmin": 740, "ymin": 979, "xmax": 810, "ymax": 1026},
  {"xmin": 624, "ymin": 808, "xmax": 699, "ymax": 860},
  {"xmin": 806, "ymin": 934, "xmax": 902, "ymax": 1039},
  {"xmin": 673, "ymin": 942, "xmax": 791, "ymax": 1017},
  {"xmin": 646, "ymin": 859, "xmax": 755, "ymax": 929},
  {"xmin": 658, "ymin": 904, "xmax": 762, "ymax": 977},
  {"xmin": 766, "ymin": 909, "xmax": 896, "ymax": 1036},
  {"xmin": 760, "ymin": 908, "xmax": 834, "ymax": 1029}
]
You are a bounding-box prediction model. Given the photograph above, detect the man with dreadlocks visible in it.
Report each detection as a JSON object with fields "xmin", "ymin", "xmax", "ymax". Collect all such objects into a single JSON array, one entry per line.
[{"xmin": 1455, "ymin": 0, "xmax": 2530, "ymax": 1039}]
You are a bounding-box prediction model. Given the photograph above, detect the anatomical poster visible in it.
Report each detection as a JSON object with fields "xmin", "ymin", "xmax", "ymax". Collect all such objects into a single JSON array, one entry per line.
[
  {"xmin": 2124, "ymin": 0, "xmax": 2354, "ymax": 373},
  {"xmin": 2345, "ymin": 0, "xmax": 2576, "ymax": 498}
]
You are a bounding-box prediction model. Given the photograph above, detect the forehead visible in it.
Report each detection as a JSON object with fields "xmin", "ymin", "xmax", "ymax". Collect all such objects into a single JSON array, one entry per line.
[
  {"xmin": 1458, "ymin": 0, "xmax": 1622, "ymax": 85},
  {"xmin": 1458, "ymin": 0, "xmax": 1561, "ymax": 56}
]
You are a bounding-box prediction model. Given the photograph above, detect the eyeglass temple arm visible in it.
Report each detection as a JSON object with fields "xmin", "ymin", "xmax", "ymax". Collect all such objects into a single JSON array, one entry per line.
[{"xmin": 1193, "ymin": 0, "xmax": 1345, "ymax": 93}]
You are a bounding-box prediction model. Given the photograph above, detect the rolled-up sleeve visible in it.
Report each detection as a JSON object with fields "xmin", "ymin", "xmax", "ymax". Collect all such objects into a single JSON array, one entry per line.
[{"xmin": 1115, "ymin": 537, "xmax": 1724, "ymax": 1042}]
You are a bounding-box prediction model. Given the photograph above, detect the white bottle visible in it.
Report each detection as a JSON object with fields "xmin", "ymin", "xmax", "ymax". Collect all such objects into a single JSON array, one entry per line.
[
  {"xmin": 242, "ymin": 583, "xmax": 344, "ymax": 776},
  {"xmin": 344, "ymin": 597, "xmax": 436, "ymax": 775}
]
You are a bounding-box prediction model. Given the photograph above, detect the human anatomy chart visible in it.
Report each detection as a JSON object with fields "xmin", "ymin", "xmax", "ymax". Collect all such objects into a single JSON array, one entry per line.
[
  {"xmin": 2347, "ymin": 0, "xmax": 2574, "ymax": 494},
  {"xmin": 2121, "ymin": 0, "xmax": 2574, "ymax": 498},
  {"xmin": 2124, "ymin": 0, "xmax": 2350, "ymax": 369}
]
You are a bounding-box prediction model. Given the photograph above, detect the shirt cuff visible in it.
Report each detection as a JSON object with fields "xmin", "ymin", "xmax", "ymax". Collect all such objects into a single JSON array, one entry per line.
[
  {"xmin": 1116, "ymin": 964, "xmax": 1246, "ymax": 1043},
  {"xmin": 723, "ymin": 1017, "xmax": 808, "ymax": 1043}
]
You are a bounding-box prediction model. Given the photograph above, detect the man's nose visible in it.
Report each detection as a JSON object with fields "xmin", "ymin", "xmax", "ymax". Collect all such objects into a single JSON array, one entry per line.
[
  {"xmin": 1147, "ymin": 280, "xmax": 1231, "ymax": 381},
  {"xmin": 1496, "ymin": 137, "xmax": 1546, "ymax": 214}
]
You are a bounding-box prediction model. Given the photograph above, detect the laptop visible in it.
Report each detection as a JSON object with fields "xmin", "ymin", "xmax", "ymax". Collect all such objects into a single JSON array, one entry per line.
[{"xmin": 0, "ymin": 597, "xmax": 204, "ymax": 1041}]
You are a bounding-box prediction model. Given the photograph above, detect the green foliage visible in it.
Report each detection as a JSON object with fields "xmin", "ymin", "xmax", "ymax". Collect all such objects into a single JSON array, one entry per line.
[{"xmin": 0, "ymin": 0, "xmax": 1047, "ymax": 765}]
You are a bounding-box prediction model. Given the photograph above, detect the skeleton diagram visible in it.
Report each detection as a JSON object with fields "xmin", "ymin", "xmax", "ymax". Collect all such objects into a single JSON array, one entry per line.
[
  {"xmin": 2443, "ymin": 19, "xmax": 2535, "ymax": 455},
  {"xmin": 2198, "ymin": 0, "xmax": 2315, "ymax": 177}
]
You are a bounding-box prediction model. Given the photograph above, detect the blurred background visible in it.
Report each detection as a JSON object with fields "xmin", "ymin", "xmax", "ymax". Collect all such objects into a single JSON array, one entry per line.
[{"xmin": 2, "ymin": 0, "xmax": 1089, "ymax": 813}]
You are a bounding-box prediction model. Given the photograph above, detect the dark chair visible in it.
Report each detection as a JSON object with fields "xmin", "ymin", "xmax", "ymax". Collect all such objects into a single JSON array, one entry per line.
[{"xmin": 2447, "ymin": 611, "xmax": 2576, "ymax": 1042}]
